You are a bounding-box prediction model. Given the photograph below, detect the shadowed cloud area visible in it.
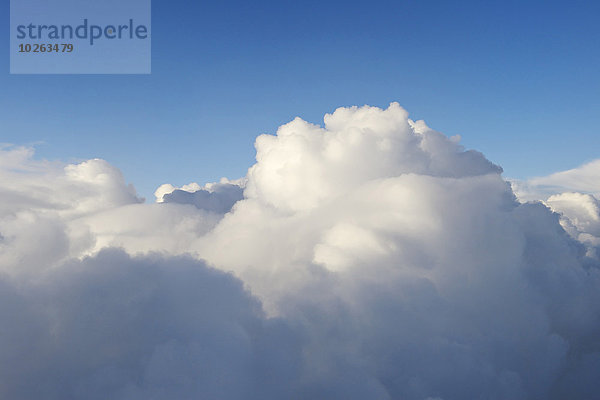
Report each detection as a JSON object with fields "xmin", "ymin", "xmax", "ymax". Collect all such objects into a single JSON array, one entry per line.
[
  {"xmin": 161, "ymin": 183, "xmax": 244, "ymax": 214},
  {"xmin": 1, "ymin": 104, "xmax": 599, "ymax": 399}
]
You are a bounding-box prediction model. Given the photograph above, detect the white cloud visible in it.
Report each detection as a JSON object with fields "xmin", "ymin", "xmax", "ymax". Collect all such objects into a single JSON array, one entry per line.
[
  {"xmin": 545, "ymin": 192, "xmax": 600, "ymax": 259},
  {"xmin": 511, "ymin": 160, "xmax": 600, "ymax": 259},
  {"xmin": 0, "ymin": 146, "xmax": 141, "ymax": 218},
  {"xmin": 512, "ymin": 159, "xmax": 600, "ymax": 202},
  {"xmin": 245, "ymin": 103, "xmax": 500, "ymax": 213},
  {"xmin": 0, "ymin": 147, "xmax": 143, "ymax": 275},
  {"xmin": 1, "ymin": 104, "xmax": 600, "ymax": 399}
]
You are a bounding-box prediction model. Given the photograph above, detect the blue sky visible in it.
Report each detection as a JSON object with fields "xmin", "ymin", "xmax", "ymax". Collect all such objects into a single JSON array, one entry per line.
[{"xmin": 1, "ymin": 0, "xmax": 599, "ymax": 200}]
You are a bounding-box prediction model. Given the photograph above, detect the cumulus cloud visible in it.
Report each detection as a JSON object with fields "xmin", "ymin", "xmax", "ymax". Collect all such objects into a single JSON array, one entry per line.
[
  {"xmin": 512, "ymin": 159, "xmax": 600, "ymax": 202},
  {"xmin": 0, "ymin": 146, "xmax": 143, "ymax": 274},
  {"xmin": 244, "ymin": 103, "xmax": 501, "ymax": 213},
  {"xmin": 0, "ymin": 145, "xmax": 141, "ymax": 217},
  {"xmin": 511, "ymin": 160, "xmax": 600, "ymax": 260},
  {"xmin": 0, "ymin": 249, "xmax": 304, "ymax": 400},
  {"xmin": 544, "ymin": 192, "xmax": 600, "ymax": 259},
  {"xmin": 1, "ymin": 103, "xmax": 600, "ymax": 399}
]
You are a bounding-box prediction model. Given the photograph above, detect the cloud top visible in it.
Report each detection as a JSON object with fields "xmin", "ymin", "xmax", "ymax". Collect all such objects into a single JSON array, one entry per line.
[{"xmin": 246, "ymin": 103, "xmax": 501, "ymax": 212}]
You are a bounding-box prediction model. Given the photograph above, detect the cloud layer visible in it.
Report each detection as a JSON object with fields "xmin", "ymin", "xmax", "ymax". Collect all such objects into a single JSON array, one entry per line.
[{"xmin": 1, "ymin": 104, "xmax": 599, "ymax": 399}]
